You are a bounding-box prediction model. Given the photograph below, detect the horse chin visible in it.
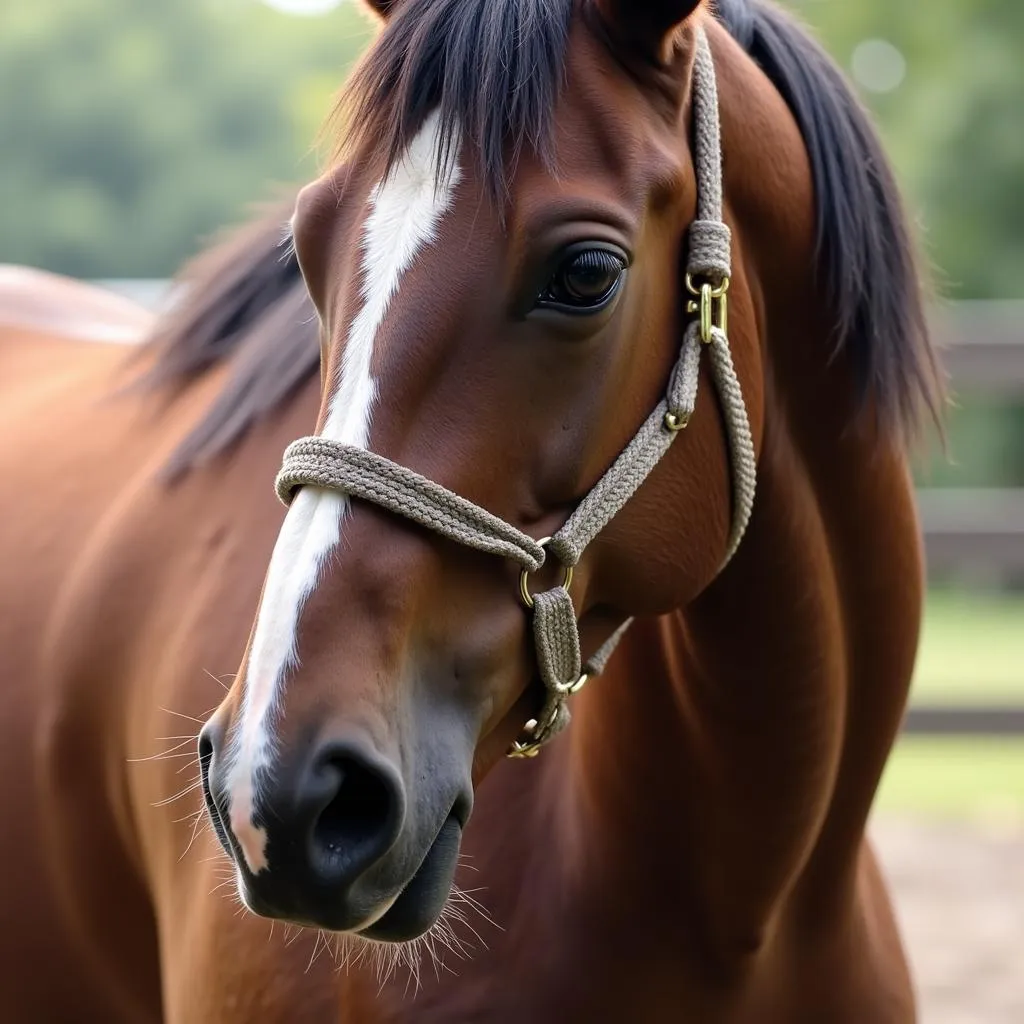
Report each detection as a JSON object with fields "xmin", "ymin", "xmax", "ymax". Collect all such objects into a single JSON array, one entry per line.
[
  {"xmin": 357, "ymin": 815, "xmax": 464, "ymax": 942},
  {"xmin": 235, "ymin": 813, "xmax": 465, "ymax": 941}
]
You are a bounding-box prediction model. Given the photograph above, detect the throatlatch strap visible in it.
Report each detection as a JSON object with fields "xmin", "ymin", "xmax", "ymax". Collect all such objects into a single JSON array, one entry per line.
[{"xmin": 274, "ymin": 26, "xmax": 756, "ymax": 756}]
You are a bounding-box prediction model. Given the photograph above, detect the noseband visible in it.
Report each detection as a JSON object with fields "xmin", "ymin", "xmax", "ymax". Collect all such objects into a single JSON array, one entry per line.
[{"xmin": 275, "ymin": 29, "xmax": 756, "ymax": 758}]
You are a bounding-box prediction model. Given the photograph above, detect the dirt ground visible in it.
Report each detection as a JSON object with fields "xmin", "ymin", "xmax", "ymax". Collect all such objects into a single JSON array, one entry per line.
[{"xmin": 872, "ymin": 816, "xmax": 1024, "ymax": 1024}]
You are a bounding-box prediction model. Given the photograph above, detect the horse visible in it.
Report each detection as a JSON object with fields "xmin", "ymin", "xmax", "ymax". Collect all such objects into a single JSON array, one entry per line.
[
  {"xmin": 0, "ymin": 0, "xmax": 943, "ymax": 1020},
  {"xmin": 0, "ymin": 263, "xmax": 154, "ymax": 343}
]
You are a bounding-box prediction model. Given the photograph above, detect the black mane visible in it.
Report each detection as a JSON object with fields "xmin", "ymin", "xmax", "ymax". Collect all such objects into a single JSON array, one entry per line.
[
  {"xmin": 715, "ymin": 0, "xmax": 941, "ymax": 435},
  {"xmin": 135, "ymin": 202, "xmax": 318, "ymax": 477},
  {"xmin": 145, "ymin": 0, "xmax": 939, "ymax": 474},
  {"xmin": 336, "ymin": 0, "xmax": 574, "ymax": 201}
]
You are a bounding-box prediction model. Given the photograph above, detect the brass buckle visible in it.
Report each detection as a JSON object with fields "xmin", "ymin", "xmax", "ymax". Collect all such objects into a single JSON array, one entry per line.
[
  {"xmin": 506, "ymin": 673, "xmax": 588, "ymax": 759},
  {"xmin": 510, "ymin": 536, "xmax": 587, "ymax": 759},
  {"xmin": 685, "ymin": 273, "xmax": 729, "ymax": 344},
  {"xmin": 518, "ymin": 537, "xmax": 573, "ymax": 609},
  {"xmin": 508, "ymin": 720, "xmax": 546, "ymax": 759},
  {"xmin": 507, "ymin": 704, "xmax": 557, "ymax": 759}
]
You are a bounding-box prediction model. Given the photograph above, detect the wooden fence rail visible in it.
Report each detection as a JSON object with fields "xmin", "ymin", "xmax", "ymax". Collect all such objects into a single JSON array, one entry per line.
[
  {"xmin": 918, "ymin": 488, "xmax": 1024, "ymax": 577},
  {"xmin": 933, "ymin": 301, "xmax": 1024, "ymax": 397}
]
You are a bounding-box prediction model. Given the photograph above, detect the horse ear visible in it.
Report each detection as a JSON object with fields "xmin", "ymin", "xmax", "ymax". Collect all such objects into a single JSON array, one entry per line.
[{"xmin": 593, "ymin": 0, "xmax": 704, "ymax": 61}]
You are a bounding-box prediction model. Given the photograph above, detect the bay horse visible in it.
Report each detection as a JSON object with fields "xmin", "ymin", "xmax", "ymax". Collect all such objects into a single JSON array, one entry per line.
[{"xmin": 0, "ymin": 0, "xmax": 942, "ymax": 1020}]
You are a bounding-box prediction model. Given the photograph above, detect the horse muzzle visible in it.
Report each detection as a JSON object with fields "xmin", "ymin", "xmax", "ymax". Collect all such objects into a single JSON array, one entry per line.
[{"xmin": 198, "ymin": 719, "xmax": 469, "ymax": 940}]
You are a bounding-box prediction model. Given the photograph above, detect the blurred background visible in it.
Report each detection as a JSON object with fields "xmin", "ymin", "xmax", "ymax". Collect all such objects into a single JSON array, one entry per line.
[{"xmin": 1, "ymin": 0, "xmax": 1021, "ymax": 1019}]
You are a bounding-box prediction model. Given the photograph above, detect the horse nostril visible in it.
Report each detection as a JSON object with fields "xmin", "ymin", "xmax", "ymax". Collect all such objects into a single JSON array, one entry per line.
[
  {"xmin": 198, "ymin": 725, "xmax": 216, "ymax": 811},
  {"xmin": 197, "ymin": 724, "xmax": 215, "ymax": 770},
  {"xmin": 315, "ymin": 757, "xmax": 390, "ymax": 852},
  {"xmin": 302, "ymin": 744, "xmax": 404, "ymax": 881},
  {"xmin": 198, "ymin": 721, "xmax": 232, "ymax": 857}
]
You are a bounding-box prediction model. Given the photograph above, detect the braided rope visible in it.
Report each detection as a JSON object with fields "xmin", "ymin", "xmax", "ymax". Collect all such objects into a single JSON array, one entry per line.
[
  {"xmin": 708, "ymin": 327, "xmax": 756, "ymax": 561},
  {"xmin": 276, "ymin": 439, "xmax": 545, "ymax": 570}
]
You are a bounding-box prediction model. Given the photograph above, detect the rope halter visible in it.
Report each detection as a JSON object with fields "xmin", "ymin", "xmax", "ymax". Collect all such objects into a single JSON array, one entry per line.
[{"xmin": 275, "ymin": 29, "xmax": 756, "ymax": 758}]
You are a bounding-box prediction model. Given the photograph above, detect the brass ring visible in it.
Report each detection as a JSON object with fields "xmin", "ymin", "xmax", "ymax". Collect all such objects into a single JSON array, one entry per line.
[
  {"xmin": 684, "ymin": 272, "xmax": 730, "ymax": 298},
  {"xmin": 663, "ymin": 410, "xmax": 690, "ymax": 432},
  {"xmin": 518, "ymin": 537, "xmax": 573, "ymax": 610},
  {"xmin": 555, "ymin": 672, "xmax": 589, "ymax": 696}
]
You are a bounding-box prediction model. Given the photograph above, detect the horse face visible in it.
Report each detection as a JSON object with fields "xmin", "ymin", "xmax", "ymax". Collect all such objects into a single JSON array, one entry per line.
[{"xmin": 201, "ymin": 0, "xmax": 746, "ymax": 941}]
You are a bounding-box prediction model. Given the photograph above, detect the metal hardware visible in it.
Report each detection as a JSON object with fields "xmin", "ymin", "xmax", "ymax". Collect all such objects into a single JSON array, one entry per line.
[
  {"xmin": 518, "ymin": 537, "xmax": 573, "ymax": 610},
  {"xmin": 507, "ymin": 670, "xmax": 588, "ymax": 757},
  {"xmin": 663, "ymin": 410, "xmax": 691, "ymax": 432},
  {"xmin": 508, "ymin": 720, "xmax": 544, "ymax": 759},
  {"xmin": 685, "ymin": 273, "xmax": 729, "ymax": 344},
  {"xmin": 554, "ymin": 672, "xmax": 588, "ymax": 697},
  {"xmin": 507, "ymin": 700, "xmax": 559, "ymax": 758}
]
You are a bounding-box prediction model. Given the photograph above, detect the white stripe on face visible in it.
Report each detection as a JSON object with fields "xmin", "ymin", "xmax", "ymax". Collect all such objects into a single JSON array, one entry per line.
[{"xmin": 225, "ymin": 113, "xmax": 462, "ymax": 874}]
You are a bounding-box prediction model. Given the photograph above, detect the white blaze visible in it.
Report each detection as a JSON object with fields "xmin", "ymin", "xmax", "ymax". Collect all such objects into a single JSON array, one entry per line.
[{"xmin": 225, "ymin": 113, "xmax": 461, "ymax": 873}]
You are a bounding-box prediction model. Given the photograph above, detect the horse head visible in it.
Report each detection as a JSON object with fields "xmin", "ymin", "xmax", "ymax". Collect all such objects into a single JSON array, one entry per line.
[{"xmin": 200, "ymin": 0, "xmax": 763, "ymax": 941}]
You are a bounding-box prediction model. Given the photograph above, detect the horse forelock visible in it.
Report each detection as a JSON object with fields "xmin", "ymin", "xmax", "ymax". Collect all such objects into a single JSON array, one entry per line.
[{"xmin": 332, "ymin": 0, "xmax": 575, "ymax": 203}]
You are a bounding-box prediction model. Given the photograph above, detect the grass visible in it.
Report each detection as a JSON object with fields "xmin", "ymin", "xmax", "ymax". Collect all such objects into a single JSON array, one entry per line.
[
  {"xmin": 872, "ymin": 589, "xmax": 1024, "ymax": 819},
  {"xmin": 876, "ymin": 738, "xmax": 1024, "ymax": 819},
  {"xmin": 910, "ymin": 588, "xmax": 1024, "ymax": 704}
]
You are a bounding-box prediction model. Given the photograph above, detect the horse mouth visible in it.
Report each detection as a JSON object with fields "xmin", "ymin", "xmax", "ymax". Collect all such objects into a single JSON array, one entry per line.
[
  {"xmin": 219, "ymin": 807, "xmax": 465, "ymax": 942},
  {"xmin": 356, "ymin": 814, "xmax": 464, "ymax": 942}
]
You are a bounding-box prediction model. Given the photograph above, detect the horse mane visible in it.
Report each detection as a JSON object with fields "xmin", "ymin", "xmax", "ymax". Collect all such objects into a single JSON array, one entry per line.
[
  {"xmin": 714, "ymin": 0, "xmax": 942, "ymax": 437},
  {"xmin": 146, "ymin": 0, "xmax": 939, "ymax": 476},
  {"xmin": 135, "ymin": 200, "xmax": 319, "ymax": 477}
]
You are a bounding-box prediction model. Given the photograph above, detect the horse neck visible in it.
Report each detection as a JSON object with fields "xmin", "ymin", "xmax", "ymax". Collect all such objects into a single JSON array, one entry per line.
[{"xmin": 565, "ymin": 371, "xmax": 924, "ymax": 952}]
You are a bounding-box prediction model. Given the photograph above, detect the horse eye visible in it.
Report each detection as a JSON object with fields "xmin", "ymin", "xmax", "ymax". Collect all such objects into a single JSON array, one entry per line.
[{"xmin": 537, "ymin": 246, "xmax": 627, "ymax": 314}]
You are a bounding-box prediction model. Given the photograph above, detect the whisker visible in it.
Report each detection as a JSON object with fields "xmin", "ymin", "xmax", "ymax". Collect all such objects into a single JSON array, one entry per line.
[
  {"xmin": 179, "ymin": 801, "xmax": 212, "ymax": 861},
  {"xmin": 306, "ymin": 930, "xmax": 327, "ymax": 973},
  {"xmin": 158, "ymin": 706, "xmax": 213, "ymax": 726},
  {"xmin": 450, "ymin": 887, "xmax": 501, "ymax": 931},
  {"xmin": 202, "ymin": 667, "xmax": 234, "ymax": 692},
  {"xmin": 128, "ymin": 750, "xmax": 197, "ymax": 765},
  {"xmin": 198, "ymin": 852, "xmax": 233, "ymax": 865},
  {"xmin": 152, "ymin": 777, "xmax": 202, "ymax": 808},
  {"xmin": 320, "ymin": 873, "xmax": 500, "ymax": 993}
]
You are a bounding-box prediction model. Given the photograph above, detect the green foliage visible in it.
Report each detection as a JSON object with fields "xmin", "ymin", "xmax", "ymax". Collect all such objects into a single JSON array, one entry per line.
[
  {"xmin": 789, "ymin": 0, "xmax": 1024, "ymax": 300},
  {"xmin": 914, "ymin": 588, "xmax": 1024, "ymax": 700},
  {"xmin": 3, "ymin": 0, "xmax": 1019, "ymax": 484},
  {"xmin": 1, "ymin": 0, "xmax": 1019, "ymax": 297},
  {"xmin": 0, "ymin": 0, "xmax": 372, "ymax": 277},
  {"xmin": 786, "ymin": 1, "xmax": 1024, "ymax": 486},
  {"xmin": 876, "ymin": 737, "xmax": 1024, "ymax": 817}
]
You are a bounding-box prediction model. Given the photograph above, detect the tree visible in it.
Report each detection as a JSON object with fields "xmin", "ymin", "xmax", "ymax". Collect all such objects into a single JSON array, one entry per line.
[
  {"xmin": 789, "ymin": 0, "xmax": 1024, "ymax": 300},
  {"xmin": 0, "ymin": 0, "xmax": 373, "ymax": 278}
]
